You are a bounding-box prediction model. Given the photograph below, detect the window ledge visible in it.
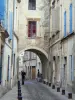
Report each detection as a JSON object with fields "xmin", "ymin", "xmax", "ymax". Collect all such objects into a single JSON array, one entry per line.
[
  {"xmin": 27, "ymin": 36, "xmax": 42, "ymax": 39},
  {"xmin": 61, "ymin": 32, "xmax": 75, "ymax": 42}
]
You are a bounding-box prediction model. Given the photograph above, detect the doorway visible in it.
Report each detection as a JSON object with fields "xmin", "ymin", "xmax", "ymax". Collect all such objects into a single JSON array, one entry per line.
[
  {"xmin": 32, "ymin": 66, "xmax": 36, "ymax": 79},
  {"xmin": 0, "ymin": 46, "xmax": 3, "ymax": 84}
]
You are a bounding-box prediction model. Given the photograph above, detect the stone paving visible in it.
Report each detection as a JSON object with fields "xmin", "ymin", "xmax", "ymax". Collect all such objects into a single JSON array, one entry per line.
[
  {"xmin": 0, "ymin": 80, "xmax": 75, "ymax": 100},
  {"xmin": 22, "ymin": 80, "xmax": 68, "ymax": 100},
  {"xmin": 0, "ymin": 86, "xmax": 17, "ymax": 100}
]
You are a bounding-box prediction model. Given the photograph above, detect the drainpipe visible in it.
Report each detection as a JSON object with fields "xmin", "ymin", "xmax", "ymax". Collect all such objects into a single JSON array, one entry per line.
[
  {"xmin": 11, "ymin": 0, "xmax": 15, "ymax": 88},
  {"xmin": 60, "ymin": 1, "xmax": 63, "ymax": 88},
  {"xmin": 17, "ymin": 3, "xmax": 20, "ymax": 81},
  {"xmin": 47, "ymin": 0, "xmax": 51, "ymax": 83}
]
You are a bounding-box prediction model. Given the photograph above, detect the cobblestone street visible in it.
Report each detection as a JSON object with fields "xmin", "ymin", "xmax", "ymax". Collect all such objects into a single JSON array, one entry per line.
[
  {"xmin": 0, "ymin": 80, "xmax": 75, "ymax": 100},
  {"xmin": 22, "ymin": 80, "xmax": 69, "ymax": 100}
]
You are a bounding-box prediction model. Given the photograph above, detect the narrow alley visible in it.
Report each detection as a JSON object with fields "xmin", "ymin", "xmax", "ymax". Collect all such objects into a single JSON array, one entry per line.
[
  {"xmin": 22, "ymin": 80, "xmax": 68, "ymax": 100},
  {"xmin": 0, "ymin": 0, "xmax": 75, "ymax": 99}
]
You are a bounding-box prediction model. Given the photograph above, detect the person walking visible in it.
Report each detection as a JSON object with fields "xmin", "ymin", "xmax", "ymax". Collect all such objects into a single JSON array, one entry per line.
[
  {"xmin": 37, "ymin": 69, "xmax": 40, "ymax": 82},
  {"xmin": 37, "ymin": 69, "xmax": 40, "ymax": 78},
  {"xmin": 21, "ymin": 70, "xmax": 26, "ymax": 85}
]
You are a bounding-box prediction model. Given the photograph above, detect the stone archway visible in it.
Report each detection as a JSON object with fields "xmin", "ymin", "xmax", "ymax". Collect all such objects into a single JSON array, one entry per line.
[{"xmin": 19, "ymin": 46, "xmax": 48, "ymax": 80}]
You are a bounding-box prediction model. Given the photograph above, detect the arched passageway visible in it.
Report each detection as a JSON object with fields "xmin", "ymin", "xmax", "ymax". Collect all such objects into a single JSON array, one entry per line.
[{"xmin": 19, "ymin": 46, "xmax": 49, "ymax": 80}]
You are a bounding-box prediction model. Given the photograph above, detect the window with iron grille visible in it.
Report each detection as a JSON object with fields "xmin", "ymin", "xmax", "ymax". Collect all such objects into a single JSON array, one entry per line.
[
  {"xmin": 28, "ymin": 21, "xmax": 36, "ymax": 38},
  {"xmin": 28, "ymin": 0, "xmax": 36, "ymax": 10}
]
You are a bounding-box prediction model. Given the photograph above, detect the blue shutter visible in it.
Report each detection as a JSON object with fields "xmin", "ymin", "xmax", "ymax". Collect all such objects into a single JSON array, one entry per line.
[
  {"xmin": 64, "ymin": 11, "xmax": 66, "ymax": 37},
  {"xmin": 70, "ymin": 4, "xmax": 72, "ymax": 33},
  {"xmin": 0, "ymin": 0, "xmax": 5, "ymax": 20},
  {"xmin": 9, "ymin": 12, "xmax": 13, "ymax": 40},
  {"xmin": 1, "ymin": 0, "xmax": 8, "ymax": 30},
  {"xmin": 5, "ymin": 0, "xmax": 9, "ymax": 31}
]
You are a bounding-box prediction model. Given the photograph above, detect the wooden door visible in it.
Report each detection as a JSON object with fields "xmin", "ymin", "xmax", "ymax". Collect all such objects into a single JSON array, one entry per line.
[{"xmin": 32, "ymin": 66, "xmax": 36, "ymax": 79}]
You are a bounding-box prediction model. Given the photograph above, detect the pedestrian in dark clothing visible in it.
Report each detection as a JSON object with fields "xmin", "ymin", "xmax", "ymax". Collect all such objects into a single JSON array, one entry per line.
[
  {"xmin": 37, "ymin": 69, "xmax": 40, "ymax": 78},
  {"xmin": 21, "ymin": 71, "xmax": 26, "ymax": 85}
]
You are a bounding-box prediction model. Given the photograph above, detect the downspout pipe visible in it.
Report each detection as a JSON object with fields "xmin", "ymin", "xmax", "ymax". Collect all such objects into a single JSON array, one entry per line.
[{"xmin": 11, "ymin": 0, "xmax": 15, "ymax": 88}]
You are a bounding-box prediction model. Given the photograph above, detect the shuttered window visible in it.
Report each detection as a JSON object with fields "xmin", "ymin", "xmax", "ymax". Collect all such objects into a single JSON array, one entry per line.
[
  {"xmin": 52, "ymin": 9, "xmax": 56, "ymax": 33},
  {"xmin": 7, "ymin": 55, "xmax": 10, "ymax": 81},
  {"xmin": 56, "ymin": 7, "xmax": 60, "ymax": 31},
  {"xmin": 52, "ymin": 7, "xmax": 60, "ymax": 34},
  {"xmin": 0, "ymin": 0, "xmax": 5, "ymax": 20},
  {"xmin": 9, "ymin": 12, "xmax": 13, "ymax": 40},
  {"xmin": 70, "ymin": 4, "xmax": 72, "ymax": 33},
  {"xmin": 1, "ymin": 0, "xmax": 9, "ymax": 32},
  {"xmin": 69, "ymin": 55, "xmax": 74, "ymax": 81},
  {"xmin": 64, "ymin": 11, "xmax": 66, "ymax": 37},
  {"xmin": 13, "ymin": 54, "xmax": 15, "ymax": 76},
  {"xmin": 28, "ymin": 21, "xmax": 36, "ymax": 38}
]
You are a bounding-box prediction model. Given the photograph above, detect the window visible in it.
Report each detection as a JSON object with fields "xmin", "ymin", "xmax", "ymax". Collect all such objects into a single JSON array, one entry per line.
[
  {"xmin": 9, "ymin": 12, "xmax": 13, "ymax": 40},
  {"xmin": 28, "ymin": 21, "xmax": 36, "ymax": 38},
  {"xmin": 28, "ymin": 0, "xmax": 36, "ymax": 10},
  {"xmin": 64, "ymin": 11, "xmax": 66, "ymax": 37},
  {"xmin": 13, "ymin": 54, "xmax": 15, "ymax": 76},
  {"xmin": 69, "ymin": 4, "xmax": 72, "ymax": 33},
  {"xmin": 69, "ymin": 55, "xmax": 74, "ymax": 81},
  {"xmin": 0, "ymin": 46, "xmax": 3, "ymax": 84},
  {"xmin": 7, "ymin": 55, "xmax": 10, "ymax": 81}
]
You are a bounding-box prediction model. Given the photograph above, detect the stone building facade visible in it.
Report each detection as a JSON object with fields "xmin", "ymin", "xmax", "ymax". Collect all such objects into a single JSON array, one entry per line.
[
  {"xmin": 0, "ymin": 0, "xmax": 18, "ymax": 93},
  {"xmin": 23, "ymin": 51, "xmax": 42, "ymax": 79},
  {"xmin": 16, "ymin": 0, "xmax": 49, "ymax": 80},
  {"xmin": 49, "ymin": 0, "xmax": 75, "ymax": 93}
]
